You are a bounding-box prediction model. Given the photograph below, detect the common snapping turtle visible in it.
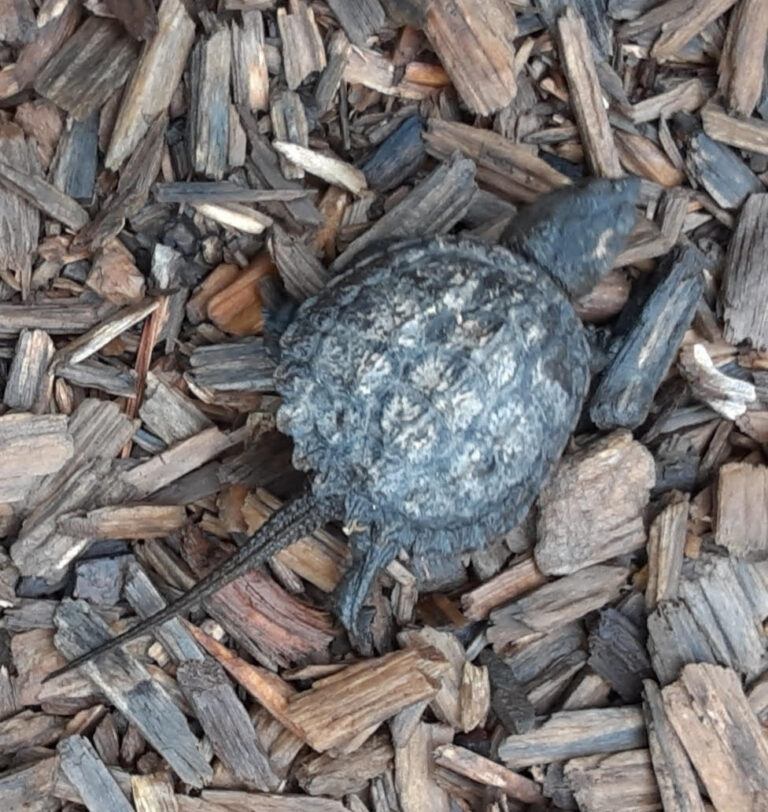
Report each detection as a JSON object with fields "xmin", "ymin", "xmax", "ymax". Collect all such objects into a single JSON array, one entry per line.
[{"xmin": 49, "ymin": 176, "xmax": 639, "ymax": 679}]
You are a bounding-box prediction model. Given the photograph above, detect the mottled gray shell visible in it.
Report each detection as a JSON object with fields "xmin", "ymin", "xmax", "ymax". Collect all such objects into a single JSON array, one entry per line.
[{"xmin": 274, "ymin": 236, "xmax": 590, "ymax": 557}]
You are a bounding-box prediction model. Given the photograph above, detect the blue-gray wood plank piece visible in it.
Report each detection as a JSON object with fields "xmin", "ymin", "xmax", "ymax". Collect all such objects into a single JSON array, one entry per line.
[
  {"xmin": 361, "ymin": 116, "xmax": 426, "ymax": 191},
  {"xmin": 57, "ymin": 735, "xmax": 133, "ymax": 812},
  {"xmin": 590, "ymin": 244, "xmax": 705, "ymax": 430},
  {"xmin": 50, "ymin": 114, "xmax": 98, "ymax": 202},
  {"xmin": 326, "ymin": 0, "xmax": 387, "ymax": 45},
  {"xmin": 52, "ymin": 598, "xmax": 212, "ymax": 787}
]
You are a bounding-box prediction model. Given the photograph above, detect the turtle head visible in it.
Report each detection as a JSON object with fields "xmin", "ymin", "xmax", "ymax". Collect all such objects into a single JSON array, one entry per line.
[{"xmin": 502, "ymin": 177, "xmax": 640, "ymax": 299}]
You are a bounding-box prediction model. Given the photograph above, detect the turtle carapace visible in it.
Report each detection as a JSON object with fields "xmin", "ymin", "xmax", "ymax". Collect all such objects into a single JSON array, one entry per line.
[{"xmin": 46, "ymin": 176, "xmax": 639, "ymax": 681}]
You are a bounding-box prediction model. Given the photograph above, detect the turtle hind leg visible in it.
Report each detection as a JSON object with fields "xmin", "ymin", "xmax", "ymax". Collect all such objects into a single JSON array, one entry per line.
[{"xmin": 333, "ymin": 527, "xmax": 398, "ymax": 654}]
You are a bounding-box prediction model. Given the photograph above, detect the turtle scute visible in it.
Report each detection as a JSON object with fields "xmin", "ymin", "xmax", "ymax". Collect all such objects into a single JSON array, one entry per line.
[{"xmin": 275, "ymin": 236, "xmax": 591, "ymax": 556}]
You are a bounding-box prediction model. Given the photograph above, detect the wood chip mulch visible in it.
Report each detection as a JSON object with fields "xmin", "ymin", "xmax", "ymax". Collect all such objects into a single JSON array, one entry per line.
[{"xmin": 0, "ymin": 1, "xmax": 768, "ymax": 810}]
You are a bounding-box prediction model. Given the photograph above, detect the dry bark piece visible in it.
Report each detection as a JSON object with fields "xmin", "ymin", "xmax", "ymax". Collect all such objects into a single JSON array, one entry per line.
[
  {"xmin": 588, "ymin": 609, "xmax": 653, "ymax": 702},
  {"xmin": 269, "ymin": 223, "xmax": 332, "ymax": 300},
  {"xmin": 193, "ymin": 202, "xmax": 272, "ymax": 234},
  {"xmin": 642, "ymin": 679, "xmax": 704, "ymax": 812},
  {"xmin": 498, "ymin": 706, "xmax": 646, "ymax": 769},
  {"xmin": 188, "ymin": 338, "xmax": 277, "ymax": 393},
  {"xmin": 590, "ymin": 245, "xmax": 705, "ymax": 430},
  {"xmin": 488, "ymin": 564, "xmax": 629, "ymax": 650},
  {"xmin": 86, "ymin": 241, "xmax": 146, "ymax": 305},
  {"xmin": 326, "ymin": 0, "xmax": 387, "ymax": 46},
  {"xmin": 106, "ymin": 0, "xmax": 195, "ymax": 170},
  {"xmin": 394, "ymin": 722, "xmax": 452, "ymax": 812},
  {"xmin": 177, "ymin": 658, "xmax": 279, "ymax": 790},
  {"xmin": 330, "ymin": 152, "xmax": 476, "ymax": 272},
  {"xmin": 231, "ymin": 11, "xmax": 269, "ymax": 113},
  {"xmin": 420, "ymin": 0, "xmax": 517, "ymax": 115},
  {"xmin": 104, "ymin": 0, "xmax": 158, "ymax": 40},
  {"xmin": 434, "ymin": 744, "xmax": 544, "ymax": 804},
  {"xmin": 425, "ymin": 118, "xmax": 569, "ymax": 203},
  {"xmin": 130, "ymin": 773, "xmax": 177, "ymax": 812},
  {"xmin": 4, "ymin": 328, "xmax": 54, "ymax": 412},
  {"xmin": 536, "ymin": 431, "xmax": 654, "ymax": 575},
  {"xmin": 462, "ymin": 554, "xmax": 547, "ymax": 621},
  {"xmin": 663, "ymin": 664, "xmax": 768, "ymax": 810},
  {"xmin": 701, "ymin": 101, "xmax": 768, "ymax": 157},
  {"xmin": 272, "ymin": 141, "xmax": 367, "ymax": 195},
  {"xmin": 52, "ymin": 599, "xmax": 212, "ymax": 787},
  {"xmin": 628, "ymin": 79, "xmax": 708, "ymax": 123},
  {"xmin": 714, "ymin": 462, "xmax": 768, "ymax": 559},
  {"xmin": 615, "ymin": 130, "xmax": 685, "ymax": 187},
  {"xmin": 57, "ymin": 734, "xmax": 133, "ymax": 812},
  {"xmin": 206, "ymin": 254, "xmax": 277, "ymax": 335},
  {"xmin": 564, "ymin": 749, "xmax": 661, "ymax": 812},
  {"xmin": 282, "ymin": 647, "xmax": 448, "ymax": 751},
  {"xmin": 647, "ymin": 553, "xmax": 768, "ymax": 684},
  {"xmin": 721, "ymin": 194, "xmax": 768, "ymax": 350},
  {"xmin": 51, "ymin": 114, "xmax": 99, "ymax": 202},
  {"xmin": 646, "ymin": 493, "xmax": 689, "ymax": 611},
  {"xmin": 189, "ymin": 25, "xmax": 231, "ymax": 180},
  {"xmin": 276, "ymin": 0, "xmax": 326, "ymax": 91},
  {"xmin": 652, "ymin": 0, "xmax": 738, "ymax": 61},
  {"xmin": 718, "ymin": 0, "xmax": 768, "ymax": 117},
  {"xmin": 34, "ymin": 17, "xmax": 138, "ymax": 121},
  {"xmin": 557, "ymin": 8, "xmax": 621, "ymax": 178},
  {"xmin": 139, "ymin": 371, "xmax": 212, "ymax": 445},
  {"xmin": 56, "ymin": 505, "xmax": 186, "ymax": 541},
  {"xmin": 270, "ymin": 90, "xmax": 309, "ymax": 180},
  {"xmin": 315, "ymin": 30, "xmax": 351, "ymax": 116}
]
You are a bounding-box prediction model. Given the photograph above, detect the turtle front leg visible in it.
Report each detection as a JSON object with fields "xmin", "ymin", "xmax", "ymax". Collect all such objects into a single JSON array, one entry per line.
[{"xmin": 333, "ymin": 528, "xmax": 397, "ymax": 651}]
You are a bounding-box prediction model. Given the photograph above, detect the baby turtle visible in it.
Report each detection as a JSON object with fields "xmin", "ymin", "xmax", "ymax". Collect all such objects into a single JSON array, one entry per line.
[{"xmin": 48, "ymin": 176, "xmax": 639, "ymax": 680}]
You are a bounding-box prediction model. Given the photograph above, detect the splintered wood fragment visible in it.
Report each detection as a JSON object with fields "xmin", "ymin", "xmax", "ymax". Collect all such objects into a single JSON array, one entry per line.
[
  {"xmin": 87, "ymin": 241, "xmax": 146, "ymax": 305},
  {"xmin": 105, "ymin": 0, "xmax": 158, "ymax": 40},
  {"xmin": 0, "ymin": 157, "xmax": 89, "ymax": 231},
  {"xmin": 130, "ymin": 773, "xmax": 177, "ymax": 812},
  {"xmin": 331, "ymin": 152, "xmax": 476, "ymax": 272},
  {"xmin": 628, "ymin": 79, "xmax": 708, "ymax": 123},
  {"xmin": 462, "ymin": 555, "xmax": 546, "ymax": 621},
  {"xmin": 0, "ymin": 124, "xmax": 39, "ymax": 278},
  {"xmin": 343, "ymin": 47, "xmax": 448, "ymax": 100},
  {"xmin": 718, "ymin": 0, "xmax": 768, "ymax": 117},
  {"xmin": 315, "ymin": 30, "xmax": 351, "ymax": 116},
  {"xmin": 0, "ymin": 756, "xmax": 57, "ymax": 811},
  {"xmin": 488, "ymin": 564, "xmax": 629, "ymax": 650},
  {"xmin": 425, "ymin": 118, "xmax": 569, "ymax": 203},
  {"xmin": 206, "ymin": 254, "xmax": 277, "ymax": 335},
  {"xmin": 57, "ymin": 735, "xmax": 133, "ymax": 812},
  {"xmin": 269, "ymin": 223, "xmax": 332, "ymax": 300},
  {"xmin": 642, "ymin": 680, "xmax": 704, "ymax": 812},
  {"xmin": 276, "ymin": 0, "xmax": 326, "ymax": 90},
  {"xmin": 50, "ymin": 298, "xmax": 159, "ymax": 369},
  {"xmin": 646, "ymin": 493, "xmax": 689, "ymax": 610},
  {"xmin": 498, "ymin": 706, "xmax": 646, "ymax": 769},
  {"xmin": 194, "ymin": 201, "xmax": 272, "ymax": 234},
  {"xmin": 297, "ymin": 733, "xmax": 393, "ymax": 796},
  {"xmin": 557, "ymin": 8, "xmax": 621, "ymax": 178},
  {"xmin": 283, "ymin": 648, "xmax": 448, "ymax": 751},
  {"xmin": 701, "ymin": 101, "xmax": 768, "ymax": 157},
  {"xmin": 4, "ymin": 329, "xmax": 54, "ymax": 411},
  {"xmin": 57, "ymin": 505, "xmax": 187, "ymax": 540},
  {"xmin": 564, "ymin": 749, "xmax": 661, "ymax": 812},
  {"xmin": 647, "ymin": 553, "xmax": 768, "ymax": 683},
  {"xmin": 156, "ymin": 182, "xmax": 309, "ymax": 204},
  {"xmin": 615, "ymin": 131, "xmax": 685, "ymax": 187},
  {"xmin": 590, "ymin": 245, "xmax": 705, "ymax": 430},
  {"xmin": 188, "ymin": 339, "xmax": 277, "ymax": 392},
  {"xmin": 271, "ymin": 91, "xmax": 309, "ymax": 179},
  {"xmin": 184, "ymin": 791, "xmax": 346, "ymax": 812},
  {"xmin": 652, "ymin": 0, "xmax": 738, "ymax": 61},
  {"xmin": 327, "ymin": 0, "xmax": 387, "ymax": 45},
  {"xmin": 189, "ymin": 26, "xmax": 231, "ymax": 179},
  {"xmin": 395, "ymin": 723, "xmax": 452, "ymax": 812},
  {"xmin": 714, "ymin": 462, "xmax": 768, "ymax": 558},
  {"xmin": 0, "ymin": 413, "xmax": 72, "ymax": 484},
  {"xmin": 721, "ymin": 194, "xmax": 768, "ymax": 349},
  {"xmin": 34, "ymin": 18, "xmax": 138, "ymax": 120},
  {"xmin": 434, "ymin": 745, "xmax": 543, "ymax": 804},
  {"xmin": 106, "ymin": 0, "xmax": 195, "ymax": 170},
  {"xmin": 177, "ymin": 659, "xmax": 280, "ymax": 790},
  {"xmin": 53, "ymin": 599, "xmax": 212, "ymax": 787},
  {"xmin": 140, "ymin": 372, "xmax": 212, "ymax": 445},
  {"xmin": 679, "ymin": 343, "xmax": 756, "ymax": 419},
  {"xmin": 421, "ymin": 0, "xmax": 517, "ymax": 115},
  {"xmin": 663, "ymin": 664, "xmax": 768, "ymax": 810},
  {"xmin": 0, "ymin": 301, "xmax": 102, "ymax": 336},
  {"xmin": 51, "ymin": 114, "xmax": 98, "ymax": 201},
  {"xmin": 536, "ymin": 431, "xmax": 655, "ymax": 575},
  {"xmin": 231, "ymin": 11, "xmax": 269, "ymax": 112},
  {"xmin": 122, "ymin": 426, "xmax": 238, "ymax": 498},
  {"xmin": 273, "ymin": 141, "xmax": 367, "ymax": 195},
  {"xmin": 459, "ymin": 661, "xmax": 490, "ymax": 732}
]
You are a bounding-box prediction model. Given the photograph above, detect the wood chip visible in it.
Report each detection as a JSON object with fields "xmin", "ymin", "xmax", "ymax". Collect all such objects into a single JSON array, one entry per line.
[
  {"xmin": 276, "ymin": 0, "xmax": 326, "ymax": 91},
  {"xmin": 646, "ymin": 493, "xmax": 689, "ymax": 610},
  {"xmin": 57, "ymin": 734, "xmax": 133, "ymax": 812},
  {"xmin": 231, "ymin": 10, "xmax": 269, "ymax": 113},
  {"xmin": 272, "ymin": 141, "xmax": 367, "ymax": 195},
  {"xmin": 714, "ymin": 462, "xmax": 768, "ymax": 559}
]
